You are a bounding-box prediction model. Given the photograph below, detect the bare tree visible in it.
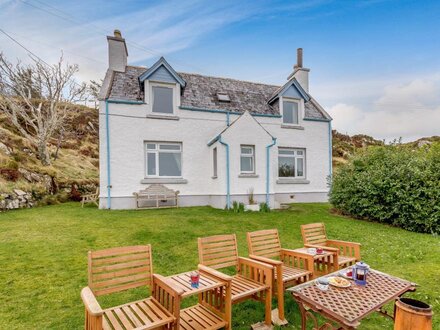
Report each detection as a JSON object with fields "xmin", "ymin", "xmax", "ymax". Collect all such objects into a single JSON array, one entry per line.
[
  {"xmin": 87, "ymin": 79, "xmax": 102, "ymax": 110},
  {"xmin": 0, "ymin": 53, "xmax": 86, "ymax": 166}
]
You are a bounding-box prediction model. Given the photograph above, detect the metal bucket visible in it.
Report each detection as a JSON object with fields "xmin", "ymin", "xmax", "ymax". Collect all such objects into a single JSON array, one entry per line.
[{"xmin": 394, "ymin": 297, "xmax": 432, "ymax": 330}]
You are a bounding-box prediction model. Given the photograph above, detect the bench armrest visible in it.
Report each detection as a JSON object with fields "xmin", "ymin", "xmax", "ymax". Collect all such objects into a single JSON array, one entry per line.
[
  {"xmin": 238, "ymin": 257, "xmax": 273, "ymax": 286},
  {"xmin": 81, "ymin": 287, "xmax": 103, "ymax": 316},
  {"xmin": 248, "ymin": 255, "xmax": 282, "ymax": 266},
  {"xmin": 198, "ymin": 264, "xmax": 233, "ymax": 283},
  {"xmin": 304, "ymin": 243, "xmax": 339, "ymax": 252},
  {"xmin": 327, "ymin": 240, "xmax": 361, "ymax": 259},
  {"xmin": 280, "ymin": 249, "xmax": 314, "ymax": 274}
]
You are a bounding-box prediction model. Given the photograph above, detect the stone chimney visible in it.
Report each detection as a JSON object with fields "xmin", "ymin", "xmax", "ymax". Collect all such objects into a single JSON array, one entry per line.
[
  {"xmin": 107, "ymin": 29, "xmax": 128, "ymax": 72},
  {"xmin": 288, "ymin": 48, "xmax": 310, "ymax": 92}
]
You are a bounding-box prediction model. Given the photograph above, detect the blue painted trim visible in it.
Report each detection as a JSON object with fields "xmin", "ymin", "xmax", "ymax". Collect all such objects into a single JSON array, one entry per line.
[
  {"xmin": 107, "ymin": 99, "xmax": 144, "ymax": 105},
  {"xmin": 105, "ymin": 100, "xmax": 111, "ymax": 209},
  {"xmin": 328, "ymin": 121, "xmax": 333, "ymax": 177},
  {"xmin": 179, "ymin": 106, "xmax": 282, "ymax": 118},
  {"xmin": 226, "ymin": 111, "xmax": 230, "ymax": 126},
  {"xmin": 303, "ymin": 117, "xmax": 331, "ymax": 122},
  {"xmin": 218, "ymin": 136, "xmax": 231, "ymax": 209},
  {"xmin": 207, "ymin": 135, "xmax": 220, "ymax": 147},
  {"xmin": 139, "ymin": 57, "xmax": 186, "ymax": 87},
  {"xmin": 266, "ymin": 137, "xmax": 277, "ymax": 206},
  {"xmin": 268, "ymin": 77, "xmax": 310, "ymax": 104}
]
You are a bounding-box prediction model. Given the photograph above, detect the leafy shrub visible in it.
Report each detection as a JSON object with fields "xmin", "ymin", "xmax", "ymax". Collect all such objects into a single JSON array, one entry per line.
[
  {"xmin": 330, "ymin": 143, "xmax": 440, "ymax": 234},
  {"xmin": 259, "ymin": 202, "xmax": 270, "ymax": 212},
  {"xmin": 230, "ymin": 201, "xmax": 245, "ymax": 213}
]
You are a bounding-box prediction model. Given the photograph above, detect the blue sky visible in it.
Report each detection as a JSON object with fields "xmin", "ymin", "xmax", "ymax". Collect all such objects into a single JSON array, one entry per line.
[{"xmin": 1, "ymin": 0, "xmax": 439, "ymax": 141}]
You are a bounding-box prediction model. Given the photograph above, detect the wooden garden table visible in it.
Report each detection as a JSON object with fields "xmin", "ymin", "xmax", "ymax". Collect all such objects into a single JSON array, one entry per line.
[
  {"xmin": 287, "ymin": 268, "xmax": 416, "ymax": 329},
  {"xmin": 293, "ymin": 247, "xmax": 339, "ymax": 275},
  {"xmin": 166, "ymin": 270, "xmax": 228, "ymax": 329}
]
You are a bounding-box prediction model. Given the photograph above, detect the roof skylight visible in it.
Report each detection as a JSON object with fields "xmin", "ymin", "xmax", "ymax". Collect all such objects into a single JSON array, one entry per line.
[{"xmin": 217, "ymin": 92, "xmax": 231, "ymax": 102}]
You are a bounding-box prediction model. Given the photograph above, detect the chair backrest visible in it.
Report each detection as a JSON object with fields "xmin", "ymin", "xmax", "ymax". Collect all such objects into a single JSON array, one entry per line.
[
  {"xmin": 247, "ymin": 229, "xmax": 282, "ymax": 259},
  {"xmin": 198, "ymin": 234, "xmax": 239, "ymax": 270},
  {"xmin": 301, "ymin": 223, "xmax": 328, "ymax": 246},
  {"xmin": 88, "ymin": 245, "xmax": 153, "ymax": 296}
]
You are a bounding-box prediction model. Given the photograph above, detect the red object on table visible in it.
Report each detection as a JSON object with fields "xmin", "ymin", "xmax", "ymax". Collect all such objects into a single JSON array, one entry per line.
[
  {"xmin": 317, "ymin": 247, "xmax": 324, "ymax": 254},
  {"xmin": 190, "ymin": 271, "xmax": 200, "ymax": 288}
]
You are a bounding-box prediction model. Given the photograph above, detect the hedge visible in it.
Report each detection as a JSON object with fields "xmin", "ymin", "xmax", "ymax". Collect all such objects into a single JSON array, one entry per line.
[{"xmin": 329, "ymin": 143, "xmax": 440, "ymax": 234}]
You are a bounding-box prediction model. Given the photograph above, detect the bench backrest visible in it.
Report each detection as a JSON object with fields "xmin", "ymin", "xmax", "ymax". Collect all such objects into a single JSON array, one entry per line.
[
  {"xmin": 301, "ymin": 223, "xmax": 328, "ymax": 246},
  {"xmin": 88, "ymin": 245, "xmax": 153, "ymax": 296},
  {"xmin": 198, "ymin": 234, "xmax": 239, "ymax": 270},
  {"xmin": 138, "ymin": 184, "xmax": 177, "ymax": 196},
  {"xmin": 247, "ymin": 229, "xmax": 282, "ymax": 259}
]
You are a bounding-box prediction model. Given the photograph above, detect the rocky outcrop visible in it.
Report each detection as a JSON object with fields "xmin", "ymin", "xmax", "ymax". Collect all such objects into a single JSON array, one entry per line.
[{"xmin": 0, "ymin": 189, "xmax": 34, "ymax": 210}]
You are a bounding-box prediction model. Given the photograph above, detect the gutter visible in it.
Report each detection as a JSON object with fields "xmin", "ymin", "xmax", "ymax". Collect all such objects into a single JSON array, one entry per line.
[
  {"xmin": 218, "ymin": 136, "xmax": 231, "ymax": 209},
  {"xmin": 328, "ymin": 121, "xmax": 333, "ymax": 177},
  {"xmin": 266, "ymin": 137, "xmax": 277, "ymax": 206},
  {"xmin": 104, "ymin": 99, "xmax": 144, "ymax": 209}
]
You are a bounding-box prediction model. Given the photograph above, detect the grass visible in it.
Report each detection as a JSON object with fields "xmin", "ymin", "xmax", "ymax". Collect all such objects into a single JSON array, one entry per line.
[{"xmin": 0, "ymin": 203, "xmax": 438, "ymax": 329}]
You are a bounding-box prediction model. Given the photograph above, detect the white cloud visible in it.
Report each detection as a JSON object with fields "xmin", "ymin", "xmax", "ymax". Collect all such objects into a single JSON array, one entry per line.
[{"xmin": 329, "ymin": 76, "xmax": 440, "ymax": 141}]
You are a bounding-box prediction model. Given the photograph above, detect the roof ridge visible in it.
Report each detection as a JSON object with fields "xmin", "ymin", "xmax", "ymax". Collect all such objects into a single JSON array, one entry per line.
[{"xmin": 125, "ymin": 65, "xmax": 280, "ymax": 88}]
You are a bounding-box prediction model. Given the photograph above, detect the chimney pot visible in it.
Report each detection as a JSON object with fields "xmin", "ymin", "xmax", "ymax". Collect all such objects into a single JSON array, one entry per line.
[
  {"xmin": 114, "ymin": 29, "xmax": 122, "ymax": 38},
  {"xmin": 295, "ymin": 48, "xmax": 303, "ymax": 69}
]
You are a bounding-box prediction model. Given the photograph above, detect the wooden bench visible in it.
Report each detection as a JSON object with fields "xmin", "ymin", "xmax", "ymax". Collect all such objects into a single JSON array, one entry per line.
[
  {"xmin": 301, "ymin": 222, "xmax": 361, "ymax": 268},
  {"xmin": 81, "ymin": 188, "xmax": 99, "ymax": 208},
  {"xmin": 81, "ymin": 245, "xmax": 181, "ymax": 330},
  {"xmin": 198, "ymin": 234, "xmax": 273, "ymax": 329},
  {"xmin": 133, "ymin": 184, "xmax": 179, "ymax": 209},
  {"xmin": 247, "ymin": 229, "xmax": 314, "ymax": 325}
]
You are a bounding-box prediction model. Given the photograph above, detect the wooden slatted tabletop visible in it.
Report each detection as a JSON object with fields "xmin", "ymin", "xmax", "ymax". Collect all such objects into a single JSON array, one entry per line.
[
  {"xmin": 293, "ymin": 247, "xmax": 334, "ymax": 259},
  {"xmin": 166, "ymin": 271, "xmax": 225, "ymax": 298},
  {"xmin": 288, "ymin": 268, "xmax": 416, "ymax": 329}
]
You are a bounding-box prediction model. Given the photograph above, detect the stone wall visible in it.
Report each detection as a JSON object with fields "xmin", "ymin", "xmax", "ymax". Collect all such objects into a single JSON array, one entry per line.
[{"xmin": 0, "ymin": 189, "xmax": 34, "ymax": 210}]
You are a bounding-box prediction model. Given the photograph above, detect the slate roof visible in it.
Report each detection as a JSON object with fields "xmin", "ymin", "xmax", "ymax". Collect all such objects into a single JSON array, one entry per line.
[{"xmin": 107, "ymin": 65, "xmax": 330, "ymax": 120}]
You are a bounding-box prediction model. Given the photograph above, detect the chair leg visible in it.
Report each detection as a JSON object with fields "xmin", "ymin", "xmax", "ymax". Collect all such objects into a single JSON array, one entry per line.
[{"xmin": 264, "ymin": 286, "xmax": 272, "ymax": 326}]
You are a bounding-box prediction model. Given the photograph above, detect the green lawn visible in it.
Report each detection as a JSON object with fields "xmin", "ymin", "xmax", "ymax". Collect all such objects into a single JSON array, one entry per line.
[{"xmin": 0, "ymin": 203, "xmax": 438, "ymax": 329}]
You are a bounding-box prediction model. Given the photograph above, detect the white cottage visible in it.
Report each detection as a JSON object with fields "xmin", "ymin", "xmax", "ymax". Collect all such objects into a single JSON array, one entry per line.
[{"xmin": 98, "ymin": 30, "xmax": 332, "ymax": 209}]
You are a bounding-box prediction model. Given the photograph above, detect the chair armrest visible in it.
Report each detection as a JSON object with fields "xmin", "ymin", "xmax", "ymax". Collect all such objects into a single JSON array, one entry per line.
[
  {"xmin": 249, "ymin": 255, "xmax": 282, "ymax": 266},
  {"xmin": 81, "ymin": 287, "xmax": 103, "ymax": 316},
  {"xmin": 304, "ymin": 243, "xmax": 339, "ymax": 252},
  {"xmin": 327, "ymin": 240, "xmax": 361, "ymax": 259},
  {"xmin": 153, "ymin": 274, "xmax": 184, "ymax": 296},
  {"xmin": 198, "ymin": 264, "xmax": 233, "ymax": 283},
  {"xmin": 238, "ymin": 257, "xmax": 274, "ymax": 272},
  {"xmin": 280, "ymin": 249, "xmax": 314, "ymax": 273}
]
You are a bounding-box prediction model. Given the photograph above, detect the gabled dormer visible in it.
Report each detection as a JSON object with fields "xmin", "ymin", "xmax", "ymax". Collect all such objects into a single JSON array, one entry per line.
[{"xmin": 139, "ymin": 57, "xmax": 186, "ymax": 118}]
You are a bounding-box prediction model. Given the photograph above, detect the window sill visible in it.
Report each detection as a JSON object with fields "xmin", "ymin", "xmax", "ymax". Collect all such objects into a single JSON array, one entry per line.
[
  {"xmin": 276, "ymin": 178, "xmax": 310, "ymax": 184},
  {"xmin": 146, "ymin": 114, "xmax": 179, "ymax": 120},
  {"xmin": 281, "ymin": 124, "xmax": 304, "ymax": 130},
  {"xmin": 238, "ymin": 174, "xmax": 259, "ymax": 178},
  {"xmin": 211, "ymin": 176, "xmax": 218, "ymax": 179},
  {"xmin": 141, "ymin": 178, "xmax": 188, "ymax": 184}
]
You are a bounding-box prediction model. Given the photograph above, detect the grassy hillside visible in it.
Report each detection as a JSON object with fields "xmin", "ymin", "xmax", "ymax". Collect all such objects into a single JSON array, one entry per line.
[{"xmin": 0, "ymin": 104, "xmax": 98, "ymax": 201}]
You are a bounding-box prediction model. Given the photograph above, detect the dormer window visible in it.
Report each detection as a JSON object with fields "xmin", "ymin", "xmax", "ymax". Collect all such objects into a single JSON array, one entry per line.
[
  {"xmin": 217, "ymin": 92, "xmax": 231, "ymax": 102},
  {"xmin": 152, "ymin": 85, "xmax": 173, "ymax": 114},
  {"xmin": 282, "ymin": 99, "xmax": 300, "ymax": 125}
]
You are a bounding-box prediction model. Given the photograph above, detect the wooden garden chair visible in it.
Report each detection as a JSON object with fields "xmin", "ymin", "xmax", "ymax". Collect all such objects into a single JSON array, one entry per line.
[
  {"xmin": 301, "ymin": 223, "xmax": 361, "ymax": 268},
  {"xmin": 81, "ymin": 188, "xmax": 99, "ymax": 207},
  {"xmin": 198, "ymin": 234, "xmax": 273, "ymax": 329},
  {"xmin": 81, "ymin": 245, "xmax": 182, "ymax": 330},
  {"xmin": 247, "ymin": 229, "xmax": 314, "ymax": 325}
]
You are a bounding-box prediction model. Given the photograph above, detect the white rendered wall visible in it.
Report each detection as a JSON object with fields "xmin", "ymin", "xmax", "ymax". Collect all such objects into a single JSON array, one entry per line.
[{"xmin": 99, "ymin": 101, "xmax": 330, "ymax": 209}]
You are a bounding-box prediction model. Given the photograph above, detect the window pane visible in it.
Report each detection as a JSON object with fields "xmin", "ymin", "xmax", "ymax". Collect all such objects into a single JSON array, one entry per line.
[
  {"xmin": 297, "ymin": 158, "xmax": 304, "ymax": 177},
  {"xmin": 241, "ymin": 156, "xmax": 253, "ymax": 172},
  {"xmin": 213, "ymin": 147, "xmax": 217, "ymax": 177},
  {"xmin": 297, "ymin": 150, "xmax": 303, "ymax": 156},
  {"xmin": 147, "ymin": 152, "xmax": 156, "ymax": 175},
  {"xmin": 241, "ymin": 146, "xmax": 253, "ymax": 154},
  {"xmin": 147, "ymin": 143, "xmax": 156, "ymax": 150},
  {"xmin": 283, "ymin": 101, "xmax": 299, "ymax": 124},
  {"xmin": 152, "ymin": 86, "xmax": 173, "ymax": 113},
  {"xmin": 159, "ymin": 144, "xmax": 180, "ymax": 150},
  {"xmin": 278, "ymin": 156, "xmax": 295, "ymax": 177},
  {"xmin": 159, "ymin": 152, "xmax": 181, "ymax": 176},
  {"xmin": 279, "ymin": 149, "xmax": 295, "ymax": 155}
]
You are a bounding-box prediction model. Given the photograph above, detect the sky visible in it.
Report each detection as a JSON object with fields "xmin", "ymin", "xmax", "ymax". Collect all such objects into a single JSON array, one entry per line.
[{"xmin": 0, "ymin": 0, "xmax": 439, "ymax": 141}]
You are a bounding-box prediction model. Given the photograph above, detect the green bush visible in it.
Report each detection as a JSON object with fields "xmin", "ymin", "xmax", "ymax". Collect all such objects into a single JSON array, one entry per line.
[
  {"xmin": 259, "ymin": 202, "xmax": 270, "ymax": 212},
  {"xmin": 329, "ymin": 143, "xmax": 440, "ymax": 234}
]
